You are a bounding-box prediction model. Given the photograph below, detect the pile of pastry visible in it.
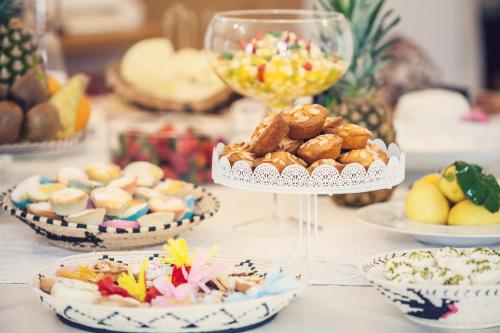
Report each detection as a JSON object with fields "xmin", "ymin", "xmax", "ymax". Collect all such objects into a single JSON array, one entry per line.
[
  {"xmin": 221, "ymin": 104, "xmax": 389, "ymax": 173},
  {"xmin": 38, "ymin": 238, "xmax": 299, "ymax": 308},
  {"xmin": 11, "ymin": 161, "xmax": 196, "ymax": 229}
]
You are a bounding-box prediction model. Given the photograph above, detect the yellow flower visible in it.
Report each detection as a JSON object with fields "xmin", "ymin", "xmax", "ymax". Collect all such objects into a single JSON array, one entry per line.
[
  {"xmin": 117, "ymin": 259, "xmax": 149, "ymax": 302},
  {"xmin": 57, "ymin": 266, "xmax": 103, "ymax": 283},
  {"xmin": 161, "ymin": 238, "xmax": 193, "ymax": 267}
]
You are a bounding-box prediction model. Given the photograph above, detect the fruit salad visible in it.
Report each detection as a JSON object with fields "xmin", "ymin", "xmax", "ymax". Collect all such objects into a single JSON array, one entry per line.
[{"xmin": 211, "ymin": 31, "xmax": 347, "ymax": 109}]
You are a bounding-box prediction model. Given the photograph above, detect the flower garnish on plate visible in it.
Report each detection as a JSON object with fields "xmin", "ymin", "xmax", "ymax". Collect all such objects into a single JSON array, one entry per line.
[{"xmin": 117, "ymin": 259, "xmax": 149, "ymax": 302}]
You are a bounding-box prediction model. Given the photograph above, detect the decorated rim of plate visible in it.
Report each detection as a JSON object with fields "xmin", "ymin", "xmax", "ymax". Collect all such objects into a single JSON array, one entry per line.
[{"xmin": 0, "ymin": 131, "xmax": 86, "ymax": 154}]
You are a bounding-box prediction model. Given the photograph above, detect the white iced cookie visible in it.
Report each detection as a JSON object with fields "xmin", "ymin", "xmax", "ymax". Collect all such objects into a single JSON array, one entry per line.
[
  {"xmin": 66, "ymin": 208, "xmax": 106, "ymax": 225},
  {"xmin": 434, "ymin": 247, "xmax": 464, "ymax": 268},
  {"xmin": 27, "ymin": 183, "xmax": 65, "ymax": 202},
  {"xmin": 118, "ymin": 200, "xmax": 149, "ymax": 221},
  {"xmin": 464, "ymin": 247, "xmax": 500, "ymax": 263},
  {"xmin": 27, "ymin": 202, "xmax": 60, "ymax": 219},
  {"xmin": 51, "ymin": 278, "xmax": 100, "ymax": 304},
  {"xmin": 49, "ymin": 188, "xmax": 88, "ymax": 216},
  {"xmin": 135, "ymin": 187, "xmax": 163, "ymax": 201},
  {"xmin": 124, "ymin": 161, "xmax": 163, "ymax": 188},
  {"xmin": 384, "ymin": 257, "xmax": 414, "ymax": 280},
  {"xmin": 413, "ymin": 266, "xmax": 454, "ymax": 285},
  {"xmin": 137, "ymin": 212, "xmax": 175, "ymax": 228},
  {"xmin": 90, "ymin": 187, "xmax": 132, "ymax": 217},
  {"xmin": 148, "ymin": 196, "xmax": 186, "ymax": 220},
  {"xmin": 469, "ymin": 262, "xmax": 500, "ymax": 284},
  {"xmin": 11, "ymin": 175, "xmax": 40, "ymax": 208},
  {"xmin": 108, "ymin": 175, "xmax": 137, "ymax": 195},
  {"xmin": 86, "ymin": 162, "xmax": 122, "ymax": 184},
  {"xmin": 57, "ymin": 167, "xmax": 88, "ymax": 186},
  {"xmin": 154, "ymin": 179, "xmax": 188, "ymax": 197},
  {"xmin": 406, "ymin": 250, "xmax": 435, "ymax": 269},
  {"xmin": 68, "ymin": 179, "xmax": 104, "ymax": 194}
]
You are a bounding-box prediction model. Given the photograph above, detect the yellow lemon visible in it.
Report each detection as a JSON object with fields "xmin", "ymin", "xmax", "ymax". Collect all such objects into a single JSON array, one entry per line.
[
  {"xmin": 439, "ymin": 165, "xmax": 466, "ymax": 203},
  {"xmin": 405, "ymin": 183, "xmax": 449, "ymax": 224},
  {"xmin": 448, "ymin": 200, "xmax": 500, "ymax": 226},
  {"xmin": 413, "ymin": 173, "xmax": 442, "ymax": 189}
]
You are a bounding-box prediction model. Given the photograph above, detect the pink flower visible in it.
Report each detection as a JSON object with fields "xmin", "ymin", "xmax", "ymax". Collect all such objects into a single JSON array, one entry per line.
[
  {"xmin": 182, "ymin": 249, "xmax": 227, "ymax": 293},
  {"xmin": 151, "ymin": 276, "xmax": 195, "ymax": 307}
]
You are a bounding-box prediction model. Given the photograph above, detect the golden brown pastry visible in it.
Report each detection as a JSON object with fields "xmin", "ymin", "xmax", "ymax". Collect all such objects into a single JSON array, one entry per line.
[
  {"xmin": 297, "ymin": 134, "xmax": 343, "ymax": 165},
  {"xmin": 307, "ymin": 159, "xmax": 345, "ymax": 174},
  {"xmin": 338, "ymin": 143, "xmax": 389, "ymax": 168},
  {"xmin": 249, "ymin": 114, "xmax": 289, "ymax": 156},
  {"xmin": 221, "ymin": 142, "xmax": 255, "ymax": 166},
  {"xmin": 322, "ymin": 116, "xmax": 343, "ymax": 134},
  {"xmin": 331, "ymin": 124, "xmax": 372, "ymax": 150},
  {"xmin": 255, "ymin": 151, "xmax": 307, "ymax": 172},
  {"xmin": 278, "ymin": 137, "xmax": 303, "ymax": 154},
  {"xmin": 281, "ymin": 104, "xmax": 327, "ymax": 140}
]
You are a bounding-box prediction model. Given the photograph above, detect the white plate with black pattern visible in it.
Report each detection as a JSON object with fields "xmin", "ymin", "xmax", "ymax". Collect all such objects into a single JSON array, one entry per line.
[{"xmin": 33, "ymin": 251, "xmax": 303, "ymax": 333}]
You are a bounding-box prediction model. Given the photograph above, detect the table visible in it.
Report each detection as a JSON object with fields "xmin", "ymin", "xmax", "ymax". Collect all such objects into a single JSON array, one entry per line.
[{"xmin": 0, "ymin": 99, "xmax": 499, "ymax": 333}]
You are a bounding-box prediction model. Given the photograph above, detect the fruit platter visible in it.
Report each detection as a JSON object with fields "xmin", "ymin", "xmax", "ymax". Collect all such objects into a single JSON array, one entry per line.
[
  {"xmin": 358, "ymin": 161, "xmax": 500, "ymax": 246},
  {"xmin": 0, "ymin": 8, "xmax": 91, "ymax": 153},
  {"xmin": 33, "ymin": 238, "xmax": 303, "ymax": 333},
  {"xmin": 0, "ymin": 161, "xmax": 219, "ymax": 251}
]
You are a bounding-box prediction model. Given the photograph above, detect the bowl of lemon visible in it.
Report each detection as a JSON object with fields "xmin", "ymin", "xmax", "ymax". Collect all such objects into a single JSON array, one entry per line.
[{"xmin": 357, "ymin": 161, "xmax": 500, "ymax": 246}]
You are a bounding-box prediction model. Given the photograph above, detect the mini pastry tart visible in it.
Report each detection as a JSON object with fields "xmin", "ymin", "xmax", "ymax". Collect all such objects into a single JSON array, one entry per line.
[
  {"xmin": 100, "ymin": 219, "xmax": 140, "ymax": 229},
  {"xmin": 108, "ymin": 175, "xmax": 137, "ymax": 194},
  {"xmin": 281, "ymin": 104, "xmax": 328, "ymax": 140},
  {"xmin": 307, "ymin": 159, "xmax": 345, "ymax": 174},
  {"xmin": 330, "ymin": 124, "xmax": 372, "ymax": 149},
  {"xmin": 27, "ymin": 183, "xmax": 65, "ymax": 202},
  {"xmin": 278, "ymin": 137, "xmax": 303, "ymax": 155},
  {"xmin": 222, "ymin": 142, "xmax": 250, "ymax": 156},
  {"xmin": 68, "ymin": 179, "xmax": 104, "ymax": 194},
  {"xmin": 118, "ymin": 201, "xmax": 149, "ymax": 221},
  {"xmin": 254, "ymin": 151, "xmax": 307, "ymax": 173},
  {"xmin": 49, "ymin": 188, "xmax": 89, "ymax": 216},
  {"xmin": 137, "ymin": 212, "xmax": 175, "ymax": 228},
  {"xmin": 123, "ymin": 161, "xmax": 163, "ymax": 188},
  {"xmin": 221, "ymin": 142, "xmax": 255, "ymax": 166},
  {"xmin": 27, "ymin": 202, "xmax": 60, "ymax": 219},
  {"xmin": 148, "ymin": 196, "xmax": 186, "ymax": 220},
  {"xmin": 154, "ymin": 179, "xmax": 188, "ymax": 196},
  {"xmin": 297, "ymin": 134, "xmax": 343, "ymax": 164},
  {"xmin": 86, "ymin": 162, "xmax": 122, "ymax": 184},
  {"xmin": 96, "ymin": 295, "xmax": 142, "ymax": 307},
  {"xmin": 50, "ymin": 278, "xmax": 101, "ymax": 304},
  {"xmin": 91, "ymin": 187, "xmax": 132, "ymax": 217},
  {"xmin": 66, "ymin": 208, "xmax": 106, "ymax": 225},
  {"xmin": 322, "ymin": 116, "xmax": 343, "ymax": 134},
  {"xmin": 135, "ymin": 187, "xmax": 164, "ymax": 201},
  {"xmin": 338, "ymin": 143, "xmax": 389, "ymax": 168},
  {"xmin": 249, "ymin": 114, "xmax": 289, "ymax": 156},
  {"xmin": 57, "ymin": 167, "xmax": 89, "ymax": 186},
  {"xmin": 11, "ymin": 175, "xmax": 40, "ymax": 208}
]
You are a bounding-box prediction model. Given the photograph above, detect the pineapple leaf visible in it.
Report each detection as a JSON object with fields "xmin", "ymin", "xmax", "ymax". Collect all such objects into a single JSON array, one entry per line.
[
  {"xmin": 336, "ymin": 0, "xmax": 350, "ymax": 15},
  {"xmin": 347, "ymin": 0, "xmax": 356, "ymax": 19},
  {"xmin": 374, "ymin": 38, "xmax": 400, "ymax": 57},
  {"xmin": 0, "ymin": 0, "xmax": 22, "ymax": 24},
  {"xmin": 363, "ymin": 0, "xmax": 385, "ymax": 43}
]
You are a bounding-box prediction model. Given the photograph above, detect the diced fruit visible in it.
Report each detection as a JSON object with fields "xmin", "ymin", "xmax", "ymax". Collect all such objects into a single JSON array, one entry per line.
[
  {"xmin": 439, "ymin": 165, "xmax": 466, "ymax": 203},
  {"xmin": 75, "ymin": 96, "xmax": 91, "ymax": 132},
  {"xmin": 405, "ymin": 184, "xmax": 449, "ymax": 224},
  {"xmin": 448, "ymin": 200, "xmax": 500, "ymax": 226},
  {"xmin": 412, "ymin": 173, "xmax": 441, "ymax": 189}
]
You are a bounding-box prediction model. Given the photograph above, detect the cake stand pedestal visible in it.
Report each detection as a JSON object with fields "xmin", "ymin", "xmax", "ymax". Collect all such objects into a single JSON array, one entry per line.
[{"xmin": 212, "ymin": 140, "xmax": 405, "ymax": 285}]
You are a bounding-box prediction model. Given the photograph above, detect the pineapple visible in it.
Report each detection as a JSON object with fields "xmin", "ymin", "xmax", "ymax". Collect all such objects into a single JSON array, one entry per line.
[
  {"xmin": 315, "ymin": 0, "xmax": 400, "ymax": 206},
  {"xmin": 0, "ymin": 0, "xmax": 42, "ymax": 87}
]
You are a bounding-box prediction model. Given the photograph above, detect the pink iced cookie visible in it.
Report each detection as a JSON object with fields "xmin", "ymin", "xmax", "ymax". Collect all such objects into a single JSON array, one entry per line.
[{"xmin": 100, "ymin": 219, "xmax": 140, "ymax": 229}]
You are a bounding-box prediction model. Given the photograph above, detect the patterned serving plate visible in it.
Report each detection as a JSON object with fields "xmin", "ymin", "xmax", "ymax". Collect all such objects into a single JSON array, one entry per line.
[
  {"xmin": 357, "ymin": 202, "xmax": 500, "ymax": 246},
  {"xmin": 33, "ymin": 251, "xmax": 303, "ymax": 333},
  {"xmin": 0, "ymin": 131, "xmax": 86, "ymax": 154},
  {"xmin": 0, "ymin": 184, "xmax": 219, "ymax": 251},
  {"xmin": 360, "ymin": 249, "xmax": 500, "ymax": 329}
]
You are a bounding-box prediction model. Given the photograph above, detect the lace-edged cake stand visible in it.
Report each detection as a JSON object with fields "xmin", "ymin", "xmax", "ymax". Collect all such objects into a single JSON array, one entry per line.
[{"xmin": 212, "ymin": 139, "xmax": 405, "ymax": 285}]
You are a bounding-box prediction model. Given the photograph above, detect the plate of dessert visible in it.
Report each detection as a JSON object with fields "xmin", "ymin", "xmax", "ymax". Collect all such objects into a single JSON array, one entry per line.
[
  {"xmin": 34, "ymin": 238, "xmax": 303, "ymax": 333},
  {"xmin": 213, "ymin": 103, "xmax": 404, "ymax": 194},
  {"xmin": 0, "ymin": 161, "xmax": 219, "ymax": 251},
  {"xmin": 357, "ymin": 161, "xmax": 500, "ymax": 246},
  {"xmin": 106, "ymin": 38, "xmax": 234, "ymax": 113},
  {"xmin": 360, "ymin": 247, "xmax": 500, "ymax": 329}
]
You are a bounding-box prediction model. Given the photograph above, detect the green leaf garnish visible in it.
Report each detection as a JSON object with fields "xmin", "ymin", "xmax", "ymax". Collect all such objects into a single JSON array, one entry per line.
[
  {"xmin": 221, "ymin": 52, "xmax": 234, "ymax": 60},
  {"xmin": 455, "ymin": 161, "xmax": 500, "ymax": 213}
]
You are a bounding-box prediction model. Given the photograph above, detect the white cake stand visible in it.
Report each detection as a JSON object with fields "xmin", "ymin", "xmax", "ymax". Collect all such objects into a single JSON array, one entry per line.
[{"xmin": 212, "ymin": 139, "xmax": 405, "ymax": 285}]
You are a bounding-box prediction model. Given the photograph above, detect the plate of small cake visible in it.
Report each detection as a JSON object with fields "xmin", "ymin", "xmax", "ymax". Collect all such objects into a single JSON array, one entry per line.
[{"xmin": 1, "ymin": 161, "xmax": 219, "ymax": 251}]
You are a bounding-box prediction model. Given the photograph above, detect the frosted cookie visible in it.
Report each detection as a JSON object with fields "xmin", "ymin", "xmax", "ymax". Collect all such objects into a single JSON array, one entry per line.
[
  {"xmin": 307, "ymin": 159, "xmax": 344, "ymax": 174},
  {"xmin": 100, "ymin": 219, "xmax": 140, "ymax": 229},
  {"xmin": 338, "ymin": 143, "xmax": 389, "ymax": 168},
  {"xmin": 123, "ymin": 161, "xmax": 163, "ymax": 187},
  {"xmin": 154, "ymin": 179, "xmax": 189, "ymax": 197},
  {"xmin": 281, "ymin": 104, "xmax": 327, "ymax": 140},
  {"xmin": 50, "ymin": 278, "xmax": 100, "ymax": 304},
  {"xmin": 322, "ymin": 116, "xmax": 343, "ymax": 134},
  {"xmin": 68, "ymin": 179, "xmax": 104, "ymax": 194},
  {"xmin": 118, "ymin": 200, "xmax": 149, "ymax": 221},
  {"xmin": 148, "ymin": 196, "xmax": 186, "ymax": 220},
  {"xmin": 90, "ymin": 187, "xmax": 132, "ymax": 217},
  {"xmin": 27, "ymin": 202, "xmax": 60, "ymax": 219},
  {"xmin": 86, "ymin": 162, "xmax": 122, "ymax": 184},
  {"xmin": 249, "ymin": 114, "xmax": 289, "ymax": 156},
  {"xmin": 57, "ymin": 167, "xmax": 88, "ymax": 185},
  {"xmin": 330, "ymin": 124, "xmax": 372, "ymax": 149},
  {"xmin": 384, "ymin": 257, "xmax": 414, "ymax": 281},
  {"xmin": 137, "ymin": 212, "xmax": 175, "ymax": 228},
  {"xmin": 135, "ymin": 187, "xmax": 163, "ymax": 201},
  {"xmin": 254, "ymin": 151, "xmax": 307, "ymax": 173},
  {"xmin": 297, "ymin": 134, "xmax": 343, "ymax": 165},
  {"xmin": 278, "ymin": 137, "xmax": 303, "ymax": 155},
  {"xmin": 27, "ymin": 183, "xmax": 65, "ymax": 202},
  {"xmin": 49, "ymin": 188, "xmax": 89, "ymax": 216},
  {"xmin": 11, "ymin": 175, "xmax": 40, "ymax": 208},
  {"xmin": 66, "ymin": 208, "xmax": 106, "ymax": 225},
  {"xmin": 108, "ymin": 175, "xmax": 137, "ymax": 195}
]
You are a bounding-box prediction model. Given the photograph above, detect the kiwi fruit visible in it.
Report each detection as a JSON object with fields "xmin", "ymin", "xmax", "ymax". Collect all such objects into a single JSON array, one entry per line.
[
  {"xmin": 0, "ymin": 101, "xmax": 23, "ymax": 144},
  {"xmin": 24, "ymin": 102, "xmax": 60, "ymax": 142},
  {"xmin": 9, "ymin": 71, "xmax": 49, "ymax": 111},
  {"xmin": 0, "ymin": 83, "xmax": 8, "ymax": 100}
]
